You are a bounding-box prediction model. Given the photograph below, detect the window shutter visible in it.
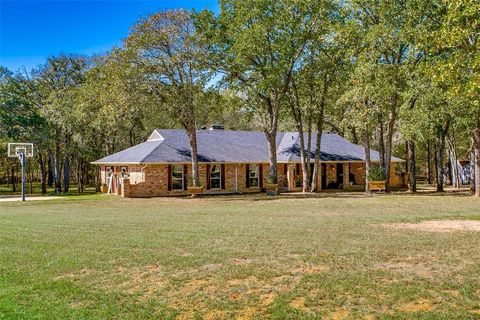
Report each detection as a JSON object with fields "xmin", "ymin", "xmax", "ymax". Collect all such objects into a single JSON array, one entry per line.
[
  {"xmin": 167, "ymin": 165, "xmax": 172, "ymax": 191},
  {"xmin": 183, "ymin": 164, "xmax": 188, "ymax": 190},
  {"xmin": 245, "ymin": 164, "xmax": 250, "ymax": 188},
  {"xmin": 284, "ymin": 163, "xmax": 288, "ymax": 175},
  {"xmin": 221, "ymin": 164, "xmax": 225, "ymax": 189},
  {"xmin": 206, "ymin": 164, "xmax": 211, "ymax": 190},
  {"xmin": 259, "ymin": 164, "xmax": 263, "ymax": 188}
]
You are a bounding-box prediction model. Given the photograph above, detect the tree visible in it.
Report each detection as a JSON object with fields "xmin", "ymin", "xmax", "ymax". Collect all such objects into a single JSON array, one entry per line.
[
  {"xmin": 125, "ymin": 10, "xmax": 212, "ymax": 187},
  {"xmin": 30, "ymin": 54, "xmax": 87, "ymax": 193},
  {"xmin": 285, "ymin": 0, "xmax": 350, "ymax": 192},
  {"xmin": 198, "ymin": 0, "xmax": 314, "ymax": 185},
  {"xmin": 340, "ymin": 60, "xmax": 380, "ymax": 193},
  {"xmin": 0, "ymin": 67, "xmax": 49, "ymax": 193},
  {"xmin": 425, "ymin": 0, "xmax": 479, "ymax": 196},
  {"xmin": 349, "ymin": 0, "xmax": 417, "ymax": 191}
]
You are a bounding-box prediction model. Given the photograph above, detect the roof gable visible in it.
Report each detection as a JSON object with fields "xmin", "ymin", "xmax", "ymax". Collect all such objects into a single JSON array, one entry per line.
[{"xmin": 147, "ymin": 130, "xmax": 164, "ymax": 141}]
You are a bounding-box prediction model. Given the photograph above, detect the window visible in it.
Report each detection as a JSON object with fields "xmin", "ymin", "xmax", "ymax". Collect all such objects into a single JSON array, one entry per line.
[
  {"xmin": 248, "ymin": 164, "xmax": 259, "ymax": 187},
  {"xmin": 120, "ymin": 166, "xmax": 129, "ymax": 178},
  {"xmin": 210, "ymin": 164, "xmax": 222, "ymax": 189},
  {"xmin": 172, "ymin": 165, "xmax": 184, "ymax": 190}
]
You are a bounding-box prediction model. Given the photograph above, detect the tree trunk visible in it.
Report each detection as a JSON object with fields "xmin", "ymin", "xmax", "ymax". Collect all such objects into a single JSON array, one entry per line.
[
  {"xmin": 297, "ymin": 123, "xmax": 309, "ymax": 193},
  {"xmin": 54, "ymin": 130, "xmax": 62, "ymax": 193},
  {"xmin": 433, "ymin": 142, "xmax": 439, "ymax": 187},
  {"xmin": 47, "ymin": 151, "xmax": 53, "ymax": 187},
  {"xmin": 38, "ymin": 152, "xmax": 47, "ymax": 194},
  {"xmin": 63, "ymin": 155, "xmax": 71, "ymax": 193},
  {"xmin": 473, "ymin": 127, "xmax": 480, "ymax": 197},
  {"xmin": 426, "ymin": 139, "xmax": 432, "ymax": 184},
  {"xmin": 77, "ymin": 160, "xmax": 81, "ymax": 194},
  {"xmin": 364, "ymin": 130, "xmax": 371, "ymax": 194},
  {"xmin": 95, "ymin": 166, "xmax": 100, "ymax": 192},
  {"xmin": 11, "ymin": 166, "xmax": 16, "ymax": 192},
  {"xmin": 306, "ymin": 118, "xmax": 312, "ymax": 190},
  {"xmin": 470, "ymin": 138, "xmax": 476, "ymax": 194},
  {"xmin": 63, "ymin": 134, "xmax": 72, "ymax": 193},
  {"xmin": 378, "ymin": 117, "xmax": 386, "ymax": 169},
  {"xmin": 310, "ymin": 125, "xmax": 322, "ymax": 192},
  {"xmin": 27, "ymin": 159, "xmax": 33, "ymax": 194},
  {"xmin": 310, "ymin": 79, "xmax": 328, "ymax": 193},
  {"xmin": 186, "ymin": 128, "xmax": 200, "ymax": 187},
  {"xmin": 384, "ymin": 108, "xmax": 396, "ymax": 192},
  {"xmin": 447, "ymin": 136, "xmax": 460, "ymax": 189},
  {"xmin": 407, "ymin": 140, "xmax": 416, "ymax": 192},
  {"xmin": 351, "ymin": 127, "xmax": 359, "ymax": 144},
  {"xmin": 405, "ymin": 141, "xmax": 409, "ymax": 173},
  {"xmin": 266, "ymin": 131, "xmax": 278, "ymax": 184},
  {"xmin": 436, "ymin": 136, "xmax": 446, "ymax": 192}
]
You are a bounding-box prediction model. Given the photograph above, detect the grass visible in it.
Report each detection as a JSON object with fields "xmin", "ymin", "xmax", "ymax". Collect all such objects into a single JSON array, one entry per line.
[
  {"xmin": 0, "ymin": 192, "xmax": 479, "ymax": 319},
  {"xmin": 0, "ymin": 182, "xmax": 97, "ymax": 197}
]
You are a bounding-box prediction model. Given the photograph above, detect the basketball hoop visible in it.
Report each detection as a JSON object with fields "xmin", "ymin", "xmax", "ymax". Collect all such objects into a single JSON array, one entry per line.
[{"xmin": 7, "ymin": 143, "xmax": 34, "ymax": 201}]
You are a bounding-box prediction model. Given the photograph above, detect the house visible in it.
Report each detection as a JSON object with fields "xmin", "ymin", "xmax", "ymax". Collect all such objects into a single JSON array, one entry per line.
[{"xmin": 93, "ymin": 126, "xmax": 405, "ymax": 197}]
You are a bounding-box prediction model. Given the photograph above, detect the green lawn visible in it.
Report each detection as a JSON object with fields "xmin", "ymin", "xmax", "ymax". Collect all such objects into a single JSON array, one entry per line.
[
  {"xmin": 1, "ymin": 193, "xmax": 479, "ymax": 319},
  {"xmin": 0, "ymin": 183, "xmax": 98, "ymax": 197}
]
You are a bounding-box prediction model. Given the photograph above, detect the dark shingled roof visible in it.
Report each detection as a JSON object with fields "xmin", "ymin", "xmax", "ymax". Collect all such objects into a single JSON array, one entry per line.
[{"xmin": 93, "ymin": 129, "xmax": 403, "ymax": 164}]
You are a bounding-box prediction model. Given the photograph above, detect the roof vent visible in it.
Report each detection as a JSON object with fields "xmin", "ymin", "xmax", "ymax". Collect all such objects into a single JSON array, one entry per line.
[{"xmin": 209, "ymin": 124, "xmax": 224, "ymax": 130}]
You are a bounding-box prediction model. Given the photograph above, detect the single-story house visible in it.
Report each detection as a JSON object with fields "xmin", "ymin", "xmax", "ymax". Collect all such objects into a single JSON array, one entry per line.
[{"xmin": 93, "ymin": 126, "xmax": 405, "ymax": 197}]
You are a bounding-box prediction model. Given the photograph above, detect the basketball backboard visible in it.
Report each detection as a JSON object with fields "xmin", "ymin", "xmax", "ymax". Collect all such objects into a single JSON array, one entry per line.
[{"xmin": 7, "ymin": 143, "xmax": 34, "ymax": 158}]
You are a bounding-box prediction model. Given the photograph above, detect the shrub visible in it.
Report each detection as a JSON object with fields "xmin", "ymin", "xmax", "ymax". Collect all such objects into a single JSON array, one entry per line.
[{"xmin": 367, "ymin": 167, "xmax": 386, "ymax": 181}]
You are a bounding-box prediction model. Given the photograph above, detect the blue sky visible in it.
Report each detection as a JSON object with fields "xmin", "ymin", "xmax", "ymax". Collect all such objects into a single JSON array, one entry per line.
[{"xmin": 0, "ymin": 1, "xmax": 219, "ymax": 72}]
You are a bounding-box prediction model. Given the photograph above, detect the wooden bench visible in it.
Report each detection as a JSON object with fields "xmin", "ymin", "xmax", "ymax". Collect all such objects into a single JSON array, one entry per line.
[{"xmin": 368, "ymin": 181, "xmax": 386, "ymax": 192}]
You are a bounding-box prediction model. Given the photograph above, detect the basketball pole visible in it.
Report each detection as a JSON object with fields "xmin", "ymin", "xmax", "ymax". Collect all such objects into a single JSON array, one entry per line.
[{"xmin": 20, "ymin": 153, "xmax": 26, "ymax": 201}]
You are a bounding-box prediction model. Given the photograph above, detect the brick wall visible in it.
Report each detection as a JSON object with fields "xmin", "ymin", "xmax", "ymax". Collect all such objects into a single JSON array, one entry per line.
[
  {"xmin": 105, "ymin": 161, "xmax": 406, "ymax": 197},
  {"xmin": 350, "ymin": 163, "xmax": 366, "ymax": 185},
  {"xmin": 121, "ymin": 163, "xmax": 286, "ymax": 197}
]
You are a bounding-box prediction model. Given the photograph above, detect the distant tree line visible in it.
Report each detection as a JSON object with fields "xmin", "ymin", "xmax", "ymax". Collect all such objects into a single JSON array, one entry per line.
[{"xmin": 1, "ymin": 0, "xmax": 478, "ymax": 196}]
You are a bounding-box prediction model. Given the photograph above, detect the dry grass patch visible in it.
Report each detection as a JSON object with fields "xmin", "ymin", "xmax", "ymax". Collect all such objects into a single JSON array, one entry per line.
[
  {"xmin": 375, "ymin": 260, "xmax": 435, "ymax": 278},
  {"xmin": 327, "ymin": 309, "xmax": 350, "ymax": 319},
  {"xmin": 381, "ymin": 219, "xmax": 480, "ymax": 232},
  {"xmin": 291, "ymin": 264, "xmax": 329, "ymax": 274},
  {"xmin": 399, "ymin": 299, "xmax": 435, "ymax": 312},
  {"xmin": 54, "ymin": 264, "xmax": 165, "ymax": 297},
  {"xmin": 289, "ymin": 296, "xmax": 306, "ymax": 309}
]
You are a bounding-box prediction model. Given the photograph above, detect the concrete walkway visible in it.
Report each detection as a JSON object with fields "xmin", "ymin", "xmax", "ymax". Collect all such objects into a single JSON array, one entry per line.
[{"xmin": 0, "ymin": 196, "xmax": 62, "ymax": 203}]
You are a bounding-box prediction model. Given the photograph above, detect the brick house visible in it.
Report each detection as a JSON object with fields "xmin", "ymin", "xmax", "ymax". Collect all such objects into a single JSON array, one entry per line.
[{"xmin": 93, "ymin": 127, "xmax": 405, "ymax": 197}]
